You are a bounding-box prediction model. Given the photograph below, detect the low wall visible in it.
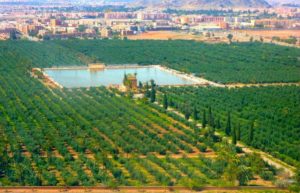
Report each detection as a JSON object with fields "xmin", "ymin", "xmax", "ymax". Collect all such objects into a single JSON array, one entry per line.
[{"xmin": 32, "ymin": 68, "xmax": 63, "ymax": 88}]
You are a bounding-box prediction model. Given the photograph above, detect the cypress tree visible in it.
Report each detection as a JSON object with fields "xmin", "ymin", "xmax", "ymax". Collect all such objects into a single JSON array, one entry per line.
[
  {"xmin": 208, "ymin": 106, "xmax": 214, "ymax": 127},
  {"xmin": 169, "ymin": 98, "xmax": 174, "ymax": 107},
  {"xmin": 145, "ymin": 82, "xmax": 150, "ymax": 98},
  {"xmin": 208, "ymin": 107, "xmax": 212, "ymax": 121},
  {"xmin": 138, "ymin": 81, "xmax": 143, "ymax": 90},
  {"xmin": 150, "ymin": 79, "xmax": 155, "ymax": 89},
  {"xmin": 184, "ymin": 105, "xmax": 191, "ymax": 120},
  {"xmin": 195, "ymin": 129, "xmax": 200, "ymax": 144},
  {"xmin": 225, "ymin": 112, "xmax": 231, "ymax": 136},
  {"xmin": 232, "ymin": 127, "xmax": 237, "ymax": 145},
  {"xmin": 150, "ymin": 80, "xmax": 156, "ymax": 103},
  {"xmin": 123, "ymin": 74, "xmax": 128, "ymax": 85},
  {"xmin": 202, "ymin": 110, "xmax": 207, "ymax": 128},
  {"xmin": 150, "ymin": 88, "xmax": 156, "ymax": 103},
  {"xmin": 9, "ymin": 30, "xmax": 17, "ymax": 40},
  {"xmin": 184, "ymin": 111, "xmax": 191, "ymax": 120},
  {"xmin": 237, "ymin": 123, "xmax": 241, "ymax": 141},
  {"xmin": 227, "ymin": 34, "xmax": 233, "ymax": 44},
  {"xmin": 193, "ymin": 107, "xmax": 199, "ymax": 120},
  {"xmin": 249, "ymin": 122, "xmax": 254, "ymax": 144},
  {"xmin": 163, "ymin": 94, "xmax": 168, "ymax": 109}
]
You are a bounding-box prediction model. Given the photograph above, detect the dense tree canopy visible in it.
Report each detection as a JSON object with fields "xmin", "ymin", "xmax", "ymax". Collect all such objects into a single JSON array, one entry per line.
[
  {"xmin": 54, "ymin": 39, "xmax": 300, "ymax": 83},
  {"xmin": 158, "ymin": 86, "xmax": 300, "ymax": 166},
  {"xmin": 4, "ymin": 40, "xmax": 299, "ymax": 84},
  {"xmin": 0, "ymin": 40, "xmax": 295, "ymax": 186}
]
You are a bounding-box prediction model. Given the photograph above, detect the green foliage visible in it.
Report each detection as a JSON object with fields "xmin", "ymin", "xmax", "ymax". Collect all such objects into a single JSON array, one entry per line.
[
  {"xmin": 193, "ymin": 106, "xmax": 199, "ymax": 121},
  {"xmin": 282, "ymin": 36, "xmax": 298, "ymax": 45},
  {"xmin": 158, "ymin": 86, "xmax": 300, "ymax": 166},
  {"xmin": 227, "ymin": 34, "xmax": 233, "ymax": 43},
  {"xmin": 163, "ymin": 94, "xmax": 168, "ymax": 109},
  {"xmin": 3, "ymin": 40, "xmax": 300, "ymax": 84},
  {"xmin": 0, "ymin": 40, "xmax": 293, "ymax": 187},
  {"xmin": 208, "ymin": 107, "xmax": 214, "ymax": 128},
  {"xmin": 260, "ymin": 170, "xmax": 275, "ymax": 181},
  {"xmin": 150, "ymin": 88, "xmax": 156, "ymax": 103},
  {"xmin": 216, "ymin": 142, "xmax": 252, "ymax": 186},
  {"xmin": 78, "ymin": 25, "xmax": 87, "ymax": 33},
  {"xmin": 290, "ymin": 168, "xmax": 300, "ymax": 192},
  {"xmin": 9, "ymin": 30, "xmax": 18, "ymax": 40},
  {"xmin": 232, "ymin": 127, "xmax": 237, "ymax": 145},
  {"xmin": 0, "ymin": 126, "xmax": 9, "ymax": 178},
  {"xmin": 237, "ymin": 123, "xmax": 241, "ymax": 141},
  {"xmin": 248, "ymin": 122, "xmax": 255, "ymax": 145},
  {"xmin": 54, "ymin": 40, "xmax": 300, "ymax": 83},
  {"xmin": 0, "ymin": 42, "xmax": 235, "ymax": 186},
  {"xmin": 225, "ymin": 112, "xmax": 231, "ymax": 136},
  {"xmin": 273, "ymin": 36, "xmax": 298, "ymax": 45},
  {"xmin": 202, "ymin": 110, "xmax": 207, "ymax": 128}
]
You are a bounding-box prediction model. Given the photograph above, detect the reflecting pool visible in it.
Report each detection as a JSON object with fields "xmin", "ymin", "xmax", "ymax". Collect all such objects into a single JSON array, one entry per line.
[{"xmin": 44, "ymin": 66, "xmax": 197, "ymax": 88}]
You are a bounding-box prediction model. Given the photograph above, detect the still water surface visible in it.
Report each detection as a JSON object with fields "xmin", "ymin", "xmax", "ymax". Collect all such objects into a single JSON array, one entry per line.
[{"xmin": 44, "ymin": 66, "xmax": 196, "ymax": 88}]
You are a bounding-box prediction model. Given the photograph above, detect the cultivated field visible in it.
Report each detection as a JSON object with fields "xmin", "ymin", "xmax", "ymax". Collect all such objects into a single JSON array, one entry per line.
[
  {"xmin": 157, "ymin": 86, "xmax": 300, "ymax": 167},
  {"xmin": 55, "ymin": 40, "xmax": 300, "ymax": 84},
  {"xmin": 0, "ymin": 187, "xmax": 288, "ymax": 193},
  {"xmin": 0, "ymin": 40, "xmax": 299, "ymax": 188}
]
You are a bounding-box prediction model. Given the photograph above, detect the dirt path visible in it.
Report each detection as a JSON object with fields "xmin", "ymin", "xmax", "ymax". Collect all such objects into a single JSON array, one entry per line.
[
  {"xmin": 240, "ymin": 145, "xmax": 295, "ymax": 176},
  {"xmin": 128, "ymin": 31, "xmax": 203, "ymax": 41},
  {"xmin": 211, "ymin": 131, "xmax": 296, "ymax": 176},
  {"xmin": 156, "ymin": 102, "xmax": 296, "ymax": 177},
  {"xmin": 31, "ymin": 68, "xmax": 63, "ymax": 89},
  {"xmin": 225, "ymin": 82, "xmax": 300, "ymax": 88},
  {"xmin": 0, "ymin": 186, "xmax": 287, "ymax": 193}
]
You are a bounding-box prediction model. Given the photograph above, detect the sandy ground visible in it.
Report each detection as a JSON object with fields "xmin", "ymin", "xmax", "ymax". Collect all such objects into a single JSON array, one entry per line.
[
  {"xmin": 237, "ymin": 30, "xmax": 300, "ymax": 39},
  {"xmin": 128, "ymin": 30, "xmax": 300, "ymax": 41},
  {"xmin": 241, "ymin": 145, "xmax": 295, "ymax": 177},
  {"xmin": 0, "ymin": 188, "xmax": 288, "ymax": 193},
  {"xmin": 127, "ymin": 30, "xmax": 300, "ymax": 47},
  {"xmin": 161, "ymin": 104, "xmax": 296, "ymax": 177},
  {"xmin": 225, "ymin": 82, "xmax": 300, "ymax": 88},
  {"xmin": 128, "ymin": 31, "xmax": 203, "ymax": 41}
]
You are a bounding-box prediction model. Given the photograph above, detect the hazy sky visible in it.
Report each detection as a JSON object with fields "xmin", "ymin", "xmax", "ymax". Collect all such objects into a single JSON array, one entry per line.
[
  {"xmin": 0, "ymin": 0, "xmax": 299, "ymax": 5},
  {"xmin": 268, "ymin": 0, "xmax": 298, "ymax": 3}
]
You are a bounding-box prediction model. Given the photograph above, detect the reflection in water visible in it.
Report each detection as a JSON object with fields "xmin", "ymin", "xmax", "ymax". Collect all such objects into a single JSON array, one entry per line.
[{"xmin": 44, "ymin": 66, "xmax": 196, "ymax": 88}]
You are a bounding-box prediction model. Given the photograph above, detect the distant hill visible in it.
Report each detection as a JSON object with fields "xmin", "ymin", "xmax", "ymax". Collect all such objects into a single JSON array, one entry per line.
[
  {"xmin": 129, "ymin": 0, "xmax": 271, "ymax": 9},
  {"xmin": 0, "ymin": 0, "xmax": 271, "ymax": 8},
  {"xmin": 267, "ymin": 0, "xmax": 299, "ymax": 5}
]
